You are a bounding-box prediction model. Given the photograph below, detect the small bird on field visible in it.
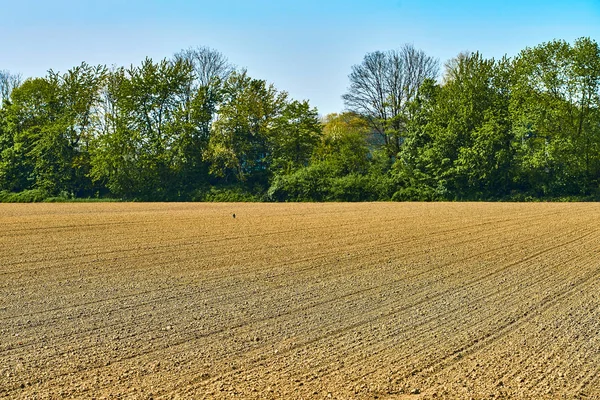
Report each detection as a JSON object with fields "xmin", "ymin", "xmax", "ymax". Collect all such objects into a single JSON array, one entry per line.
[{"xmin": 232, "ymin": 213, "xmax": 236, "ymax": 218}]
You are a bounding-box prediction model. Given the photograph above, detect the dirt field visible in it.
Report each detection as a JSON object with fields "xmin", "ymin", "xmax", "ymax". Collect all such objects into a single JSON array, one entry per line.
[{"xmin": 1, "ymin": 202, "xmax": 599, "ymax": 399}]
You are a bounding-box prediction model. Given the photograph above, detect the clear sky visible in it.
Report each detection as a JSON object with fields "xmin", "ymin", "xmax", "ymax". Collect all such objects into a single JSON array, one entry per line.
[{"xmin": 2, "ymin": 0, "xmax": 599, "ymax": 115}]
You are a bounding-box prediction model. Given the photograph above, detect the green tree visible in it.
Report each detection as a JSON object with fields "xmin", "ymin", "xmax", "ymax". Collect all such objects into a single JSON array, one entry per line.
[
  {"xmin": 205, "ymin": 70, "xmax": 288, "ymax": 183},
  {"xmin": 90, "ymin": 58, "xmax": 196, "ymax": 199},
  {"xmin": 268, "ymin": 112, "xmax": 392, "ymax": 202},
  {"xmin": 173, "ymin": 47, "xmax": 233, "ymax": 192},
  {"xmin": 315, "ymin": 112, "xmax": 371, "ymax": 175},
  {"xmin": 511, "ymin": 38, "xmax": 600, "ymax": 196},
  {"xmin": 0, "ymin": 78, "xmax": 51, "ymax": 192},
  {"xmin": 269, "ymin": 100, "xmax": 321, "ymax": 174},
  {"xmin": 397, "ymin": 52, "xmax": 514, "ymax": 199},
  {"xmin": 0, "ymin": 63, "xmax": 106, "ymax": 196}
]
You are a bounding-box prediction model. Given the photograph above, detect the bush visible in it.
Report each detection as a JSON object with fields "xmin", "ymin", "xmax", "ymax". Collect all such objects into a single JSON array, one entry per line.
[
  {"xmin": 268, "ymin": 162, "xmax": 397, "ymax": 202},
  {"xmin": 0, "ymin": 189, "xmax": 48, "ymax": 203},
  {"xmin": 268, "ymin": 163, "xmax": 334, "ymax": 202},
  {"xmin": 43, "ymin": 196, "xmax": 121, "ymax": 203},
  {"xmin": 327, "ymin": 174, "xmax": 378, "ymax": 201},
  {"xmin": 196, "ymin": 186, "xmax": 261, "ymax": 202},
  {"xmin": 392, "ymin": 186, "xmax": 437, "ymax": 201}
]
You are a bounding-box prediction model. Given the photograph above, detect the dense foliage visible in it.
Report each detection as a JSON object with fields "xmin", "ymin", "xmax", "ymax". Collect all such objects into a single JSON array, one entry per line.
[{"xmin": 1, "ymin": 38, "xmax": 599, "ymax": 202}]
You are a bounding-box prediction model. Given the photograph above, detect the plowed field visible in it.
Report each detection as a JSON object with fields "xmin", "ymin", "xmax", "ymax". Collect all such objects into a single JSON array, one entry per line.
[{"xmin": 1, "ymin": 202, "xmax": 599, "ymax": 399}]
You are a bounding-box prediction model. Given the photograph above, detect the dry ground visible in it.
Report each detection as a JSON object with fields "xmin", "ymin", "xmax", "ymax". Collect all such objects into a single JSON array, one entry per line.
[{"xmin": 0, "ymin": 202, "xmax": 599, "ymax": 399}]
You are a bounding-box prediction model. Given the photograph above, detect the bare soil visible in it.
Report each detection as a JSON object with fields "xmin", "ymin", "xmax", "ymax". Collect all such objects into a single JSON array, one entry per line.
[{"xmin": 1, "ymin": 202, "xmax": 599, "ymax": 399}]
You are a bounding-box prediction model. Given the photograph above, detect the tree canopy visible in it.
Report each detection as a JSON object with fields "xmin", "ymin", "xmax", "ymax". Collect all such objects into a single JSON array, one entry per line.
[{"xmin": 1, "ymin": 38, "xmax": 600, "ymax": 202}]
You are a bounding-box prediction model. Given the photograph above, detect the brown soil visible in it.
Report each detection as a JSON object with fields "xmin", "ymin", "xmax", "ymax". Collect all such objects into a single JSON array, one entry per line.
[{"xmin": 1, "ymin": 202, "xmax": 599, "ymax": 399}]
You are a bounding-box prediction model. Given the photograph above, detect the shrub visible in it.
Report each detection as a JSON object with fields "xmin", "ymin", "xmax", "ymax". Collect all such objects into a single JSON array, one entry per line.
[
  {"xmin": 0, "ymin": 189, "xmax": 48, "ymax": 203},
  {"xmin": 196, "ymin": 186, "xmax": 261, "ymax": 202}
]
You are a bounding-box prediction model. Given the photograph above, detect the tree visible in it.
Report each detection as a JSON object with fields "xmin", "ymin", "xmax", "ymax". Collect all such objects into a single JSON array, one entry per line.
[
  {"xmin": 204, "ymin": 70, "xmax": 288, "ymax": 183},
  {"xmin": 173, "ymin": 46, "xmax": 233, "ymax": 145},
  {"xmin": 90, "ymin": 58, "xmax": 196, "ymax": 199},
  {"xmin": 343, "ymin": 44, "xmax": 439, "ymax": 157},
  {"xmin": 174, "ymin": 46, "xmax": 233, "ymax": 89},
  {"xmin": 0, "ymin": 78, "xmax": 53, "ymax": 193},
  {"xmin": 0, "ymin": 63, "xmax": 107, "ymax": 196},
  {"xmin": 511, "ymin": 38, "xmax": 600, "ymax": 196},
  {"xmin": 0, "ymin": 70, "xmax": 22, "ymax": 107},
  {"xmin": 396, "ymin": 52, "xmax": 514, "ymax": 199},
  {"xmin": 442, "ymin": 51, "xmax": 471, "ymax": 84},
  {"xmin": 268, "ymin": 112, "xmax": 392, "ymax": 202},
  {"xmin": 173, "ymin": 47, "xmax": 235, "ymax": 191},
  {"xmin": 269, "ymin": 100, "xmax": 321, "ymax": 174},
  {"xmin": 315, "ymin": 112, "xmax": 371, "ymax": 175}
]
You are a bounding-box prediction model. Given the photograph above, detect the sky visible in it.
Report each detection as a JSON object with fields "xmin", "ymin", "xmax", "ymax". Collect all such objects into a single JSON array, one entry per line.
[{"xmin": 1, "ymin": 0, "xmax": 599, "ymax": 115}]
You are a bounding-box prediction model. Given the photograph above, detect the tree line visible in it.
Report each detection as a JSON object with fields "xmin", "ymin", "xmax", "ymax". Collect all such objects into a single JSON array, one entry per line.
[{"xmin": 1, "ymin": 38, "xmax": 599, "ymax": 202}]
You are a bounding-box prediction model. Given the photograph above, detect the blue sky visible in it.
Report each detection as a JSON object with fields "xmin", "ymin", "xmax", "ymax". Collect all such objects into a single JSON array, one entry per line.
[{"xmin": 2, "ymin": 0, "xmax": 599, "ymax": 115}]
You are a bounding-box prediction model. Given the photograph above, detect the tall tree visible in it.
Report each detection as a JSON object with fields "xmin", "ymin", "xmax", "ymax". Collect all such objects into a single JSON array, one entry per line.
[
  {"xmin": 173, "ymin": 47, "xmax": 234, "ymax": 189},
  {"xmin": 343, "ymin": 44, "xmax": 439, "ymax": 157},
  {"xmin": 269, "ymin": 100, "xmax": 321, "ymax": 174},
  {"xmin": 0, "ymin": 63, "xmax": 106, "ymax": 196},
  {"xmin": 205, "ymin": 70, "xmax": 288, "ymax": 183},
  {"xmin": 90, "ymin": 58, "xmax": 196, "ymax": 199},
  {"xmin": 0, "ymin": 77, "xmax": 54, "ymax": 193},
  {"xmin": 397, "ymin": 52, "xmax": 514, "ymax": 199},
  {"xmin": 511, "ymin": 38, "xmax": 600, "ymax": 196}
]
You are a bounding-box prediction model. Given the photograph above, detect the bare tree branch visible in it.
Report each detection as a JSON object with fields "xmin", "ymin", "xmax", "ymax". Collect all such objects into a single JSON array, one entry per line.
[
  {"xmin": 0, "ymin": 70, "xmax": 22, "ymax": 106},
  {"xmin": 174, "ymin": 46, "xmax": 234, "ymax": 88},
  {"xmin": 343, "ymin": 44, "xmax": 439, "ymax": 155}
]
